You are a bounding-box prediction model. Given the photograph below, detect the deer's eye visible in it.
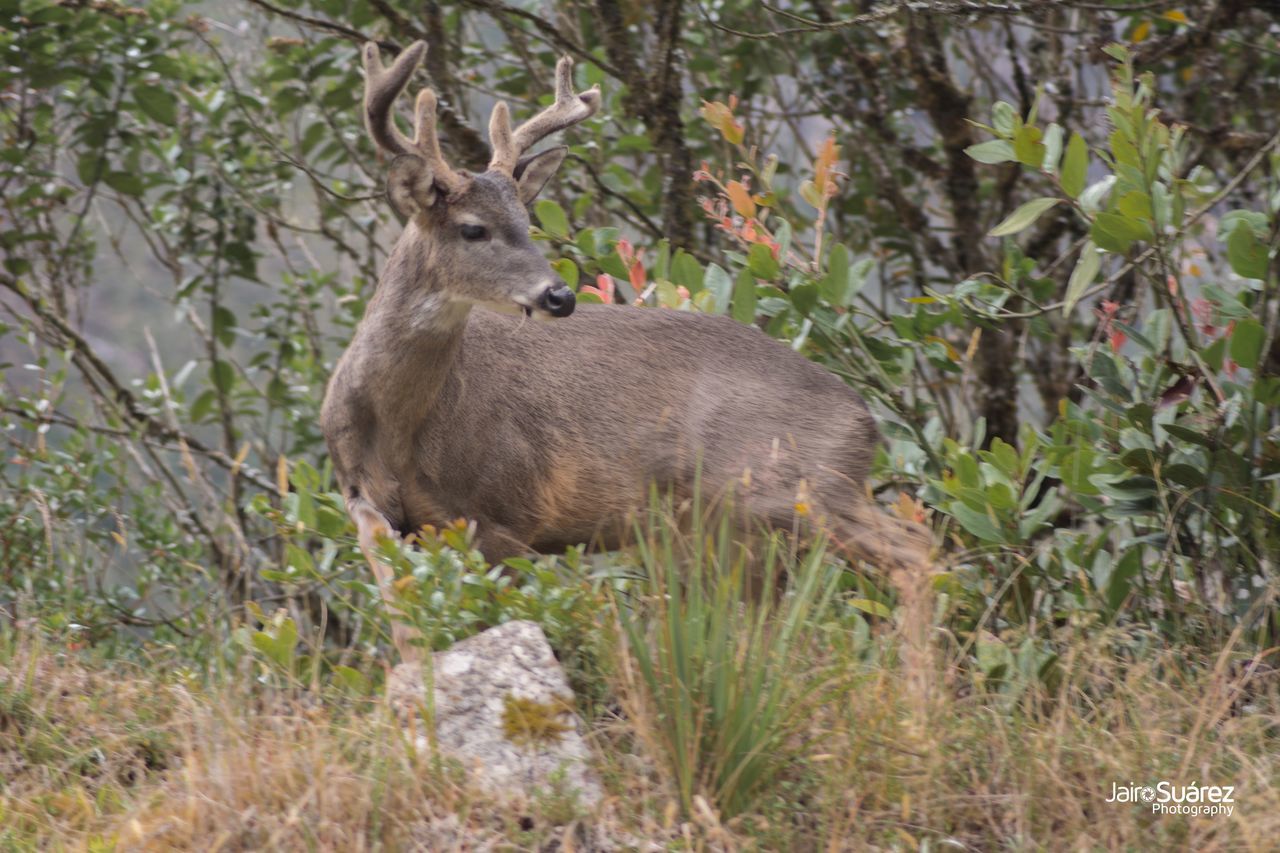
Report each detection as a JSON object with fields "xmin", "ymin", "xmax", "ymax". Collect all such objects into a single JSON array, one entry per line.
[{"xmin": 460, "ymin": 223, "xmax": 489, "ymax": 242}]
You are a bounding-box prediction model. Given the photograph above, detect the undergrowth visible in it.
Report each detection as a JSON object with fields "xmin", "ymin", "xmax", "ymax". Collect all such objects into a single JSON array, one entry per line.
[{"xmin": 2, "ymin": 533, "xmax": 1276, "ymax": 851}]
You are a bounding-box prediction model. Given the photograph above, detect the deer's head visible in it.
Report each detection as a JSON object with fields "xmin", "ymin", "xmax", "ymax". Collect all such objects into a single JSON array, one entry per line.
[{"xmin": 362, "ymin": 41, "xmax": 600, "ymax": 319}]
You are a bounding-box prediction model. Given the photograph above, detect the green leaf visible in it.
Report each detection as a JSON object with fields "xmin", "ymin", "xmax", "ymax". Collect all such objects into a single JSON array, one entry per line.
[
  {"xmin": 133, "ymin": 84, "xmax": 179, "ymax": 126},
  {"xmin": 1060, "ymin": 133, "xmax": 1088, "ymax": 198},
  {"xmin": 315, "ymin": 505, "xmax": 348, "ymax": 538},
  {"xmin": 731, "ymin": 268, "xmax": 757, "ymax": 324},
  {"xmin": 1163, "ymin": 423, "xmax": 1214, "ymax": 448},
  {"xmin": 212, "ymin": 306, "xmax": 237, "ymax": 347},
  {"xmin": 1163, "ymin": 464, "xmax": 1206, "ymax": 488},
  {"xmin": 985, "ymin": 482, "xmax": 1017, "ymax": 510},
  {"xmin": 1229, "ymin": 318, "xmax": 1264, "ymax": 369},
  {"xmin": 987, "ymin": 437, "xmax": 1020, "ymax": 478},
  {"xmin": 1042, "ymin": 123, "xmax": 1063, "ymax": 175},
  {"xmin": 951, "ymin": 504, "xmax": 1005, "ymax": 543},
  {"xmin": 598, "ymin": 250, "xmax": 629, "ymax": 280},
  {"xmin": 820, "ymin": 244, "xmax": 850, "ymax": 304},
  {"xmin": 1091, "ymin": 211, "xmax": 1151, "ymax": 253},
  {"xmin": 991, "ymin": 101, "xmax": 1018, "ymax": 136},
  {"xmin": 76, "ymin": 153, "xmax": 101, "ymax": 186},
  {"xmin": 103, "ymin": 171, "xmax": 145, "ymax": 196},
  {"xmin": 251, "ymin": 617, "xmax": 297, "ymax": 670},
  {"xmin": 655, "ymin": 280, "xmax": 680, "ymax": 307},
  {"xmin": 294, "ymin": 488, "xmax": 317, "ymax": 529},
  {"xmin": 747, "ymin": 243, "xmax": 780, "ymax": 279},
  {"xmin": 1063, "ymin": 241, "xmax": 1100, "ymax": 315},
  {"xmin": 1143, "ymin": 307, "xmax": 1172, "ymax": 353},
  {"xmin": 1111, "ymin": 321, "xmax": 1153, "ymax": 353},
  {"xmin": 284, "ymin": 542, "xmax": 315, "ymax": 574},
  {"xmin": 1059, "ymin": 447, "xmax": 1098, "ymax": 495},
  {"xmin": 1221, "ymin": 210, "xmax": 1269, "ymax": 235},
  {"xmin": 1202, "ymin": 283, "xmax": 1252, "ymax": 320},
  {"xmin": 1102, "ymin": 43, "xmax": 1130, "ymax": 62},
  {"xmin": 848, "ymin": 598, "xmax": 892, "ymax": 619},
  {"xmin": 954, "ymin": 452, "xmax": 981, "ymax": 488},
  {"xmin": 1109, "ymin": 129, "xmax": 1140, "ymax": 169},
  {"xmin": 551, "ymin": 258, "xmax": 578, "ymax": 288},
  {"xmin": 1106, "ymin": 548, "xmax": 1142, "ymax": 614},
  {"xmin": 333, "ymin": 665, "xmax": 371, "ymax": 694},
  {"xmin": 799, "ymin": 181, "xmax": 822, "ymax": 209},
  {"xmin": 300, "ymin": 121, "xmax": 328, "ymax": 157},
  {"xmin": 574, "ymin": 228, "xmax": 597, "ymax": 257},
  {"xmin": 670, "ymin": 250, "xmax": 704, "ymax": 292},
  {"xmin": 210, "ymin": 359, "xmax": 236, "ymax": 393},
  {"xmin": 703, "ymin": 263, "xmax": 732, "ymax": 314},
  {"xmin": 1012, "ymin": 123, "xmax": 1045, "ymax": 168},
  {"xmin": 1226, "ymin": 223, "xmax": 1268, "ymax": 280},
  {"xmin": 965, "ymin": 139, "xmax": 1015, "ymax": 165},
  {"xmin": 190, "ymin": 390, "xmax": 217, "ymax": 423},
  {"xmin": 988, "ymin": 197, "xmax": 1060, "ymax": 237},
  {"xmin": 790, "ymin": 282, "xmax": 818, "ymax": 316},
  {"xmin": 534, "ymin": 199, "xmax": 569, "ymax": 239},
  {"xmin": 1116, "ymin": 190, "xmax": 1153, "ymax": 222},
  {"xmin": 1079, "ymin": 176, "xmax": 1116, "ymax": 214},
  {"xmin": 976, "ymin": 634, "xmax": 1012, "ymax": 679}
]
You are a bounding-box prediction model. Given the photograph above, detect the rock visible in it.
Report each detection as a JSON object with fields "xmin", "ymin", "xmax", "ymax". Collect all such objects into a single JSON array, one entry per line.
[{"xmin": 387, "ymin": 620, "xmax": 602, "ymax": 808}]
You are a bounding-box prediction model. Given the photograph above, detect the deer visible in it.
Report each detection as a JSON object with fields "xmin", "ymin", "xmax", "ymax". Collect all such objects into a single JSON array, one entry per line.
[{"xmin": 320, "ymin": 41, "xmax": 932, "ymax": 663}]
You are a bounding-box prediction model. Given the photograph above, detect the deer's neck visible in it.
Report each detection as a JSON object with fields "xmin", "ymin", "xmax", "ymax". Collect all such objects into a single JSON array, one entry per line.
[{"xmin": 353, "ymin": 225, "xmax": 471, "ymax": 415}]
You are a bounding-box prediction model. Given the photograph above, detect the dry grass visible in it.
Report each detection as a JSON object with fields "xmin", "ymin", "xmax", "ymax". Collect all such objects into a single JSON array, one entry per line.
[
  {"xmin": 2, "ymin": 607, "xmax": 1277, "ymax": 851},
  {"xmin": 799, "ymin": 641, "xmax": 1280, "ymax": 850}
]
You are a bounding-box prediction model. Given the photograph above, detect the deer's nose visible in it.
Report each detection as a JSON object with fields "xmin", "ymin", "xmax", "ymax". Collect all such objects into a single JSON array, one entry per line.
[{"xmin": 538, "ymin": 284, "xmax": 576, "ymax": 318}]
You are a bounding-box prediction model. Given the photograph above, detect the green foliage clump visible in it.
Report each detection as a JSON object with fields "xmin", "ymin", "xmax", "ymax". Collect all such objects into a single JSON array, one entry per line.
[{"xmin": 613, "ymin": 497, "xmax": 844, "ymax": 818}]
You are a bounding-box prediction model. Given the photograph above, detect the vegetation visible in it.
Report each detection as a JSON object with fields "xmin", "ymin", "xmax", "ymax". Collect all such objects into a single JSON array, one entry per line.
[{"xmin": 1, "ymin": 0, "xmax": 1278, "ymax": 847}]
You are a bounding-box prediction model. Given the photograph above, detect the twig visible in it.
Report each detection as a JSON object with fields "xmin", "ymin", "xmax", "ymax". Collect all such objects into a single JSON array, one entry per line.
[{"xmin": 241, "ymin": 0, "xmax": 394, "ymax": 49}]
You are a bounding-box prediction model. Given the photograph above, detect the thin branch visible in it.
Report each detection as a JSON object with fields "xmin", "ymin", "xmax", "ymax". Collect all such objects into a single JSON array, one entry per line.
[
  {"xmin": 241, "ymin": 0, "xmax": 395, "ymax": 49},
  {"xmin": 461, "ymin": 0, "xmax": 624, "ymax": 79}
]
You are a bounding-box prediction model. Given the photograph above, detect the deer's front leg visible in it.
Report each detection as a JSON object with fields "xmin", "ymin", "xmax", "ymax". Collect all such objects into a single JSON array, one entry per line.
[{"xmin": 349, "ymin": 496, "xmax": 423, "ymax": 664}]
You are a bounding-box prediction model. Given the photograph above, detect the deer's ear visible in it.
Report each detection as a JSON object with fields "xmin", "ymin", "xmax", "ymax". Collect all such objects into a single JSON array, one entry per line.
[
  {"xmin": 387, "ymin": 154, "xmax": 438, "ymax": 217},
  {"xmin": 513, "ymin": 146, "xmax": 567, "ymax": 205}
]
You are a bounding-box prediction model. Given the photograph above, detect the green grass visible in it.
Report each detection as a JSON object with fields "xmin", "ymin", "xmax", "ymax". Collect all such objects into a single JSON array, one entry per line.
[{"xmin": 612, "ymin": 499, "xmax": 843, "ymax": 819}]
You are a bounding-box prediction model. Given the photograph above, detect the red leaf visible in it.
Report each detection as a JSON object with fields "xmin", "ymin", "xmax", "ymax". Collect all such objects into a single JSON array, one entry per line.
[{"xmin": 628, "ymin": 259, "xmax": 646, "ymax": 292}]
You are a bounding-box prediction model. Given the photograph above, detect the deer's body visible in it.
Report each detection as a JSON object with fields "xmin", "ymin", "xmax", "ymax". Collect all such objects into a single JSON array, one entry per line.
[
  {"xmin": 323, "ymin": 41, "xmax": 928, "ymax": 663},
  {"xmin": 323, "ymin": 292, "xmax": 879, "ymax": 559}
]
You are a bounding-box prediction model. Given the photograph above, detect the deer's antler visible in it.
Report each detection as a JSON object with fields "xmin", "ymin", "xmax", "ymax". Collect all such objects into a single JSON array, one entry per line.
[
  {"xmin": 362, "ymin": 41, "xmax": 469, "ymax": 196},
  {"xmin": 488, "ymin": 56, "xmax": 601, "ymax": 176}
]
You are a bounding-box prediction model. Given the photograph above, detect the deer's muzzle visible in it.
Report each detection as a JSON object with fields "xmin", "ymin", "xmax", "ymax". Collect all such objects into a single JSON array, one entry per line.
[{"xmin": 536, "ymin": 284, "xmax": 576, "ymax": 318}]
